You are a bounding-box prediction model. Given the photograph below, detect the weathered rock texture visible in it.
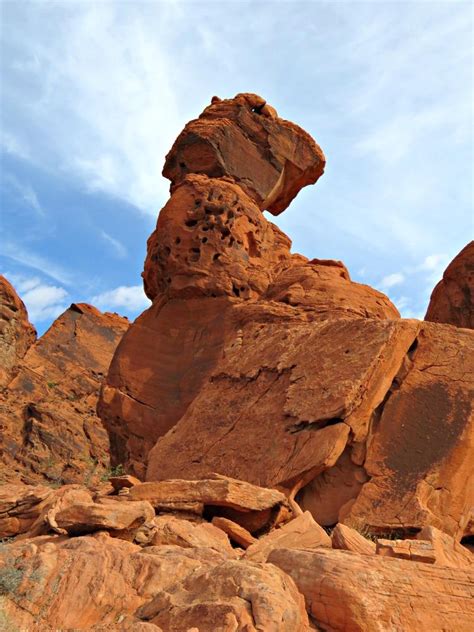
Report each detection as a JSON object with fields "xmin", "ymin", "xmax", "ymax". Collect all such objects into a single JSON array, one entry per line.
[
  {"xmin": 425, "ymin": 241, "xmax": 474, "ymax": 328},
  {"xmin": 163, "ymin": 92, "xmax": 325, "ymax": 216},
  {"xmin": 98, "ymin": 94, "xmax": 473, "ymax": 545},
  {"xmin": 0, "ymin": 293, "xmax": 128, "ymax": 485},
  {"xmin": 269, "ymin": 547, "xmax": 474, "ymax": 631},
  {"xmin": 0, "ymin": 275, "xmax": 36, "ymax": 386},
  {"xmin": 1, "ymin": 473, "xmax": 472, "ymax": 631}
]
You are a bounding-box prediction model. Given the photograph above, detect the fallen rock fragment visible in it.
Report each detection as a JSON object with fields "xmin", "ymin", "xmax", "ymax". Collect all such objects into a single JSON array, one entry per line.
[
  {"xmin": 211, "ymin": 516, "xmax": 256, "ymax": 549},
  {"xmin": 147, "ymin": 318, "xmax": 418, "ymax": 492},
  {"xmin": 244, "ymin": 511, "xmax": 331, "ymax": 563},
  {"xmin": 269, "ymin": 547, "xmax": 474, "ymax": 631},
  {"xmin": 136, "ymin": 514, "xmax": 236, "ymax": 557},
  {"xmin": 331, "ymin": 522, "xmax": 376, "ymax": 555},
  {"xmin": 49, "ymin": 498, "xmax": 155, "ymax": 536},
  {"xmin": 127, "ymin": 475, "xmax": 286, "ymax": 514},
  {"xmin": 0, "ymin": 483, "xmax": 52, "ymax": 537},
  {"xmin": 376, "ymin": 538, "xmax": 436, "ymax": 564},
  {"xmin": 417, "ymin": 526, "xmax": 473, "ymax": 569}
]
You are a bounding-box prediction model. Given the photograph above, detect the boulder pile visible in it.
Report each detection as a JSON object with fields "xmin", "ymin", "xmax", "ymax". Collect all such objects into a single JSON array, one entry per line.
[{"xmin": 0, "ymin": 94, "xmax": 472, "ymax": 630}]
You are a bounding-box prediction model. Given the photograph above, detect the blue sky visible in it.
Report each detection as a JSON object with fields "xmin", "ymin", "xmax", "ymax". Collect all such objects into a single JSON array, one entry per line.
[{"xmin": 1, "ymin": 1, "xmax": 472, "ymax": 334}]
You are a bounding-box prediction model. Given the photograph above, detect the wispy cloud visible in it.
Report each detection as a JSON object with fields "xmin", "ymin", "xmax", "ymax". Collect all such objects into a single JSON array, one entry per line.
[
  {"xmin": 100, "ymin": 230, "xmax": 127, "ymax": 259},
  {"xmin": 91, "ymin": 285, "xmax": 150, "ymax": 313},
  {"xmin": 1, "ymin": 242, "xmax": 73, "ymax": 286},
  {"xmin": 2, "ymin": 174, "xmax": 45, "ymax": 216}
]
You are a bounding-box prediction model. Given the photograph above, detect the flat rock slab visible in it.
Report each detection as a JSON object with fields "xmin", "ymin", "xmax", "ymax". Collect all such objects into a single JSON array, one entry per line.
[
  {"xmin": 344, "ymin": 322, "xmax": 474, "ymax": 539},
  {"xmin": 147, "ymin": 318, "xmax": 418, "ymax": 490},
  {"xmin": 269, "ymin": 547, "xmax": 474, "ymax": 632},
  {"xmin": 127, "ymin": 475, "xmax": 286, "ymax": 513}
]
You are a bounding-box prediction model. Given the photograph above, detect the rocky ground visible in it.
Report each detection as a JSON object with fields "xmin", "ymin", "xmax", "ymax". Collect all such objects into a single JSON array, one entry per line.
[{"xmin": 0, "ymin": 93, "xmax": 472, "ymax": 631}]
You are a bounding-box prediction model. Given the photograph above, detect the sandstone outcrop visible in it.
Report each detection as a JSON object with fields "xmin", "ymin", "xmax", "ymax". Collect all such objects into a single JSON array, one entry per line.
[
  {"xmin": 425, "ymin": 241, "xmax": 474, "ymax": 328},
  {"xmin": 0, "ymin": 296, "xmax": 128, "ymax": 485},
  {"xmin": 0, "ymin": 275, "xmax": 36, "ymax": 386},
  {"xmin": 163, "ymin": 92, "xmax": 325, "ymax": 216},
  {"xmin": 98, "ymin": 94, "xmax": 473, "ymax": 546},
  {"xmin": 2, "ymin": 94, "xmax": 474, "ymax": 629},
  {"xmin": 269, "ymin": 546, "xmax": 474, "ymax": 631}
]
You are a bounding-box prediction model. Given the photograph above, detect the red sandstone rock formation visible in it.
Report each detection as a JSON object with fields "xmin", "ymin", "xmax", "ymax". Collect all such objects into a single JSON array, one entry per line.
[
  {"xmin": 0, "ymin": 290, "xmax": 128, "ymax": 485},
  {"xmin": 1, "ymin": 95, "xmax": 473, "ymax": 630},
  {"xmin": 99, "ymin": 94, "xmax": 473, "ymax": 543},
  {"xmin": 0, "ymin": 275, "xmax": 36, "ymax": 386},
  {"xmin": 99, "ymin": 94, "xmax": 399, "ymax": 479},
  {"xmin": 162, "ymin": 92, "xmax": 325, "ymax": 216},
  {"xmin": 425, "ymin": 241, "xmax": 474, "ymax": 328}
]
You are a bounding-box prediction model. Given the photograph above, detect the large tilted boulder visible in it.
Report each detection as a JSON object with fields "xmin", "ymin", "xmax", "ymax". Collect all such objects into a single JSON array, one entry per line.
[
  {"xmin": 425, "ymin": 241, "xmax": 474, "ymax": 329},
  {"xmin": 269, "ymin": 547, "xmax": 474, "ymax": 631},
  {"xmin": 0, "ymin": 295, "xmax": 128, "ymax": 485},
  {"xmin": 98, "ymin": 94, "xmax": 473, "ymax": 543}
]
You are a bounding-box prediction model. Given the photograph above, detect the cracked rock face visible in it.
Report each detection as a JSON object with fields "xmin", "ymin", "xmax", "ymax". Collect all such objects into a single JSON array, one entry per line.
[
  {"xmin": 99, "ymin": 93, "xmax": 473, "ymax": 540},
  {"xmin": 425, "ymin": 240, "xmax": 474, "ymax": 329},
  {"xmin": 0, "ymin": 297, "xmax": 128, "ymax": 485}
]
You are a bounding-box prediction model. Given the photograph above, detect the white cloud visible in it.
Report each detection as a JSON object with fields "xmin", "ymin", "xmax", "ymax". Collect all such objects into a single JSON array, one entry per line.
[
  {"xmin": 91, "ymin": 285, "xmax": 150, "ymax": 312},
  {"xmin": 2, "ymin": 273, "xmax": 69, "ymax": 323},
  {"xmin": 100, "ymin": 230, "xmax": 127, "ymax": 259},
  {"xmin": 2, "ymin": 2, "xmax": 185, "ymax": 214},
  {"xmin": 379, "ymin": 272, "xmax": 405, "ymax": 289}
]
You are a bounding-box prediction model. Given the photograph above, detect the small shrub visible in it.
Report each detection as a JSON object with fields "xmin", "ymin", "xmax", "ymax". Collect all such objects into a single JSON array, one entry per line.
[
  {"xmin": 0, "ymin": 567, "xmax": 24, "ymax": 596},
  {"xmin": 46, "ymin": 381, "xmax": 59, "ymax": 389},
  {"xmin": 100, "ymin": 463, "xmax": 125, "ymax": 481}
]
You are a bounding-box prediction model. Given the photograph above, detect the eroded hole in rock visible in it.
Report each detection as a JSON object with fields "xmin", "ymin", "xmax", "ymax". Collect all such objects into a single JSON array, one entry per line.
[
  {"xmin": 201, "ymin": 237, "xmax": 208, "ymax": 243},
  {"xmin": 175, "ymin": 237, "xmax": 181, "ymax": 244},
  {"xmin": 221, "ymin": 228, "xmax": 231, "ymax": 239},
  {"xmin": 247, "ymin": 232, "xmax": 259, "ymax": 257},
  {"xmin": 185, "ymin": 219, "xmax": 198, "ymax": 228},
  {"xmin": 213, "ymin": 253, "xmax": 221, "ymax": 261},
  {"xmin": 179, "ymin": 161, "xmax": 186, "ymax": 168},
  {"xmin": 408, "ymin": 338, "xmax": 419, "ymax": 359},
  {"xmin": 164, "ymin": 246, "xmax": 171, "ymax": 256},
  {"xmin": 232, "ymin": 284, "xmax": 240, "ymax": 297},
  {"xmin": 461, "ymin": 535, "xmax": 474, "ymax": 550}
]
